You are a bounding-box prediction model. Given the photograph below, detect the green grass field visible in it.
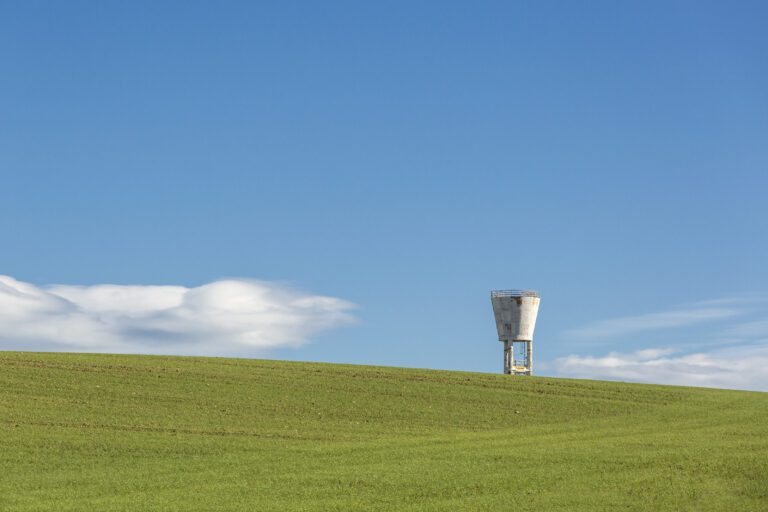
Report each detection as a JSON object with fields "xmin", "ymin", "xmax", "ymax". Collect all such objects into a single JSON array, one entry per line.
[{"xmin": 1, "ymin": 351, "xmax": 766, "ymax": 511}]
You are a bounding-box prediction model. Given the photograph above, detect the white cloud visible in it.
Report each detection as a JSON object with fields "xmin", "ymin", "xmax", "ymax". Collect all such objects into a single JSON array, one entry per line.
[
  {"xmin": 0, "ymin": 275, "xmax": 356, "ymax": 356},
  {"xmin": 554, "ymin": 295, "xmax": 768, "ymax": 391},
  {"xmin": 551, "ymin": 345, "xmax": 768, "ymax": 391},
  {"xmin": 567, "ymin": 305, "xmax": 744, "ymax": 339}
]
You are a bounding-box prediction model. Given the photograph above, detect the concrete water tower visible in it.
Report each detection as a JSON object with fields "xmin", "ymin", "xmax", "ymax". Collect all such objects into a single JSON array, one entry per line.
[{"xmin": 491, "ymin": 290, "xmax": 540, "ymax": 375}]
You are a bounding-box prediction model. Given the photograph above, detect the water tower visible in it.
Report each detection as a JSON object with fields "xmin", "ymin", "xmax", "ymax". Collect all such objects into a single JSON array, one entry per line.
[{"xmin": 491, "ymin": 290, "xmax": 540, "ymax": 375}]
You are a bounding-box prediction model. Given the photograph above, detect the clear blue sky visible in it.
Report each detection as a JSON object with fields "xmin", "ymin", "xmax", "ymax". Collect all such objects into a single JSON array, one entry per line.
[{"xmin": 1, "ymin": 1, "xmax": 767, "ymax": 388}]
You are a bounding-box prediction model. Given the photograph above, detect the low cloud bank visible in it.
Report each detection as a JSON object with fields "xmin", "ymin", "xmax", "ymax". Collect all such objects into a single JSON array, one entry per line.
[
  {"xmin": 0, "ymin": 275, "xmax": 356, "ymax": 356},
  {"xmin": 552, "ymin": 345, "xmax": 768, "ymax": 391},
  {"xmin": 555, "ymin": 296, "xmax": 768, "ymax": 391}
]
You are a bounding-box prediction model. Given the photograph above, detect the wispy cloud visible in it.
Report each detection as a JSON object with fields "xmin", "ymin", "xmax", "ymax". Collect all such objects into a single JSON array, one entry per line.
[
  {"xmin": 551, "ymin": 345, "xmax": 768, "ymax": 391},
  {"xmin": 567, "ymin": 304, "xmax": 745, "ymax": 339},
  {"xmin": 0, "ymin": 275, "xmax": 356, "ymax": 356},
  {"xmin": 723, "ymin": 319, "xmax": 768, "ymax": 338}
]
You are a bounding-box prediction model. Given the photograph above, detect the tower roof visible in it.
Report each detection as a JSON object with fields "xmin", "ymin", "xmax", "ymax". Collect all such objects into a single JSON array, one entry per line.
[{"xmin": 490, "ymin": 289, "xmax": 539, "ymax": 298}]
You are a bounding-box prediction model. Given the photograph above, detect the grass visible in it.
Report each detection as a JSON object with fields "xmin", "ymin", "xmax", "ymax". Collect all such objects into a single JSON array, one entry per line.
[{"xmin": 0, "ymin": 351, "xmax": 766, "ymax": 511}]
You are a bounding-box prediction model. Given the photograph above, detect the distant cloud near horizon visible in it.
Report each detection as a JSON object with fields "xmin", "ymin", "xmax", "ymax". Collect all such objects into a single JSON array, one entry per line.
[
  {"xmin": 554, "ymin": 296, "xmax": 768, "ymax": 391},
  {"xmin": 0, "ymin": 275, "xmax": 356, "ymax": 356},
  {"xmin": 551, "ymin": 345, "xmax": 768, "ymax": 392}
]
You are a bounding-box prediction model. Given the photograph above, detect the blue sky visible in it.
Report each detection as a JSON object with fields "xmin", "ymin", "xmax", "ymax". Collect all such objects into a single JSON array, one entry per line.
[{"xmin": 1, "ymin": 1, "xmax": 767, "ymax": 389}]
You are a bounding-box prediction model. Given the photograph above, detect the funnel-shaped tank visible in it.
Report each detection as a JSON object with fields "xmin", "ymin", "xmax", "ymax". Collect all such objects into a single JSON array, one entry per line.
[{"xmin": 491, "ymin": 290, "xmax": 540, "ymax": 342}]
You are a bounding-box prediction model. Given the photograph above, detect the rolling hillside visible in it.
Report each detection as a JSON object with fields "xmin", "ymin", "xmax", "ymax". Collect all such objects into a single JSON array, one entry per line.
[{"xmin": 0, "ymin": 351, "xmax": 766, "ymax": 511}]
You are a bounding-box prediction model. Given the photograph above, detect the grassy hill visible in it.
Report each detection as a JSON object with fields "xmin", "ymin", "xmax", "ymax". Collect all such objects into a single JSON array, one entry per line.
[{"xmin": 0, "ymin": 352, "xmax": 766, "ymax": 511}]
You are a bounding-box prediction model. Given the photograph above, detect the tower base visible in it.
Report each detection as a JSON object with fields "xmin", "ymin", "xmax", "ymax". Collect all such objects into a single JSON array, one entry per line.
[{"xmin": 503, "ymin": 340, "xmax": 532, "ymax": 375}]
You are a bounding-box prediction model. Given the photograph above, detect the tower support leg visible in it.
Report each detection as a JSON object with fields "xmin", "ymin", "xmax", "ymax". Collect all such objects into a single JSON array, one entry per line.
[
  {"xmin": 526, "ymin": 341, "xmax": 533, "ymax": 376},
  {"xmin": 503, "ymin": 341, "xmax": 512, "ymax": 375}
]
